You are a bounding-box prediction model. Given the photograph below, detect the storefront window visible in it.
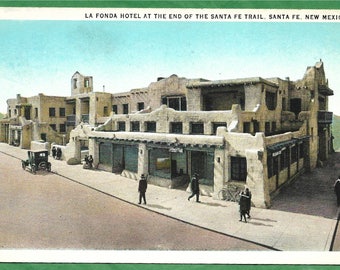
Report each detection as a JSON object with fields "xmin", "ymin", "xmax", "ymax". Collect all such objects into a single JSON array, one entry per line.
[
  {"xmin": 191, "ymin": 150, "xmax": 214, "ymax": 186},
  {"xmin": 99, "ymin": 142, "xmax": 112, "ymax": 165},
  {"xmin": 149, "ymin": 148, "xmax": 171, "ymax": 179},
  {"xmin": 124, "ymin": 145, "xmax": 138, "ymax": 173}
]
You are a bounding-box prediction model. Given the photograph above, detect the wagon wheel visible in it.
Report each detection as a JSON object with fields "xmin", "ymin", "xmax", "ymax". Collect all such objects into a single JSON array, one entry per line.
[
  {"xmin": 218, "ymin": 189, "xmax": 227, "ymax": 200},
  {"xmin": 21, "ymin": 161, "xmax": 26, "ymax": 170},
  {"xmin": 234, "ymin": 191, "xmax": 241, "ymax": 203}
]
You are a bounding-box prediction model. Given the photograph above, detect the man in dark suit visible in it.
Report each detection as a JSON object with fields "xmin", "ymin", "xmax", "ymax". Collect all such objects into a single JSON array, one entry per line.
[
  {"xmin": 188, "ymin": 173, "xmax": 200, "ymax": 203},
  {"xmin": 138, "ymin": 174, "xmax": 148, "ymax": 204}
]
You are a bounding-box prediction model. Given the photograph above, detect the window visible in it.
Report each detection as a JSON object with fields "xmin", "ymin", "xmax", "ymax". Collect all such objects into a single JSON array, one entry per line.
[
  {"xmin": 138, "ymin": 102, "xmax": 144, "ymax": 111},
  {"xmin": 49, "ymin": 124, "xmax": 57, "ymax": 131},
  {"xmin": 170, "ymin": 122, "xmax": 183, "ymax": 134},
  {"xmin": 149, "ymin": 148, "xmax": 171, "ymax": 179},
  {"xmin": 299, "ymin": 143, "xmax": 304, "ymax": 159},
  {"xmin": 124, "ymin": 145, "xmax": 138, "ymax": 173},
  {"xmin": 266, "ymin": 91, "xmax": 277, "ymax": 110},
  {"xmin": 282, "ymin": 97, "xmax": 287, "ymax": 111},
  {"xmin": 41, "ymin": 133, "xmax": 47, "ymax": 142},
  {"xmin": 280, "ymin": 149, "xmax": 289, "ymax": 170},
  {"xmin": 35, "ymin": 108, "xmax": 38, "ymax": 118},
  {"xmin": 24, "ymin": 106, "xmax": 31, "ymax": 120},
  {"xmin": 112, "ymin": 105, "xmax": 118, "ymax": 114},
  {"xmin": 231, "ymin": 156, "xmax": 247, "ymax": 181},
  {"xmin": 99, "ymin": 142, "xmax": 112, "ymax": 166},
  {"xmin": 272, "ymin": 122, "xmax": 276, "ymax": 133},
  {"xmin": 243, "ymin": 122, "xmax": 250, "ymax": 133},
  {"xmin": 118, "ymin": 121, "xmax": 126, "ymax": 131},
  {"xmin": 291, "ymin": 145, "xmax": 298, "ymax": 163},
  {"xmin": 59, "ymin": 124, "xmax": 66, "ymax": 133},
  {"xmin": 265, "ymin": 122, "xmax": 271, "ymax": 135},
  {"xmin": 190, "ymin": 122, "xmax": 204, "ymax": 134},
  {"xmin": 59, "ymin": 108, "xmax": 66, "ymax": 117},
  {"xmin": 191, "ymin": 151, "xmax": 214, "ymax": 186},
  {"xmin": 146, "ymin": 121, "xmax": 156, "ymax": 132},
  {"xmin": 103, "ymin": 106, "xmax": 108, "ymax": 116},
  {"xmin": 49, "ymin": 108, "xmax": 56, "ymax": 117},
  {"xmin": 84, "ymin": 78, "xmax": 89, "ymax": 87},
  {"xmin": 213, "ymin": 122, "xmax": 227, "ymax": 134},
  {"xmin": 131, "ymin": 121, "xmax": 140, "ymax": 132},
  {"xmin": 73, "ymin": 78, "xmax": 77, "ymax": 89},
  {"xmin": 161, "ymin": 96, "xmax": 187, "ymax": 111},
  {"xmin": 123, "ymin": 104, "xmax": 129, "ymax": 114},
  {"xmin": 253, "ymin": 120, "xmax": 259, "ymax": 133},
  {"xmin": 267, "ymin": 154, "xmax": 273, "ymax": 178}
]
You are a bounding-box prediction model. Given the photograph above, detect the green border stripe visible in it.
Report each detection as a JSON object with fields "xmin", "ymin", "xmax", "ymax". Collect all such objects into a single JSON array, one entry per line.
[{"xmin": 2, "ymin": 264, "xmax": 340, "ymax": 270}]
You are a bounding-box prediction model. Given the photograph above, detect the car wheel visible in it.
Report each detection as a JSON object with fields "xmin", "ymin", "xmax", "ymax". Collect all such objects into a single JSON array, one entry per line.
[
  {"xmin": 39, "ymin": 161, "xmax": 47, "ymax": 170},
  {"xmin": 31, "ymin": 165, "xmax": 36, "ymax": 174}
]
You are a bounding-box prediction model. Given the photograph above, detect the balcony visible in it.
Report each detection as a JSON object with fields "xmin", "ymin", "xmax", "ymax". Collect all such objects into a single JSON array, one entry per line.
[{"xmin": 318, "ymin": 111, "xmax": 333, "ymax": 124}]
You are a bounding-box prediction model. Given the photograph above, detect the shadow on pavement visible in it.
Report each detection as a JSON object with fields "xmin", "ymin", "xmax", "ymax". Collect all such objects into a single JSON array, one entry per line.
[
  {"xmin": 146, "ymin": 204, "xmax": 172, "ymax": 211},
  {"xmin": 247, "ymin": 220, "xmax": 274, "ymax": 227},
  {"xmin": 250, "ymin": 217, "xmax": 277, "ymax": 223},
  {"xmin": 201, "ymin": 201, "xmax": 228, "ymax": 207}
]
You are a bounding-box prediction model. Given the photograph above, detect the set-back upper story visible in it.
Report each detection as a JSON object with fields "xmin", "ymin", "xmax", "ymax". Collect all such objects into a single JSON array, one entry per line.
[{"xmin": 111, "ymin": 61, "xmax": 333, "ymax": 116}]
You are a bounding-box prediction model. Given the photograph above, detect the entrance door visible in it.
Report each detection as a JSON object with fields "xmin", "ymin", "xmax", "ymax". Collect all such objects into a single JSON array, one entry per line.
[{"xmin": 191, "ymin": 151, "xmax": 214, "ymax": 186}]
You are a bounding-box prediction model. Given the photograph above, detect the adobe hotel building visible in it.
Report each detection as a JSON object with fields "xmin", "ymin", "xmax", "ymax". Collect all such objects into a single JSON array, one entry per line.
[{"xmin": 0, "ymin": 61, "xmax": 334, "ymax": 208}]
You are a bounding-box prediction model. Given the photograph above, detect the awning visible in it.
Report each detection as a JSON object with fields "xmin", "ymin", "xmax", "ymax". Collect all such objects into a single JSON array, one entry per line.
[
  {"xmin": 267, "ymin": 136, "xmax": 310, "ymax": 156},
  {"xmin": 90, "ymin": 131, "xmax": 224, "ymax": 149}
]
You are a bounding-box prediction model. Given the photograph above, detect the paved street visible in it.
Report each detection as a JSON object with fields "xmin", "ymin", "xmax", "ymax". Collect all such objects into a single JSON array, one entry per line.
[
  {"xmin": 0, "ymin": 143, "xmax": 339, "ymax": 257},
  {"xmin": 0, "ymin": 148, "xmax": 268, "ymax": 250}
]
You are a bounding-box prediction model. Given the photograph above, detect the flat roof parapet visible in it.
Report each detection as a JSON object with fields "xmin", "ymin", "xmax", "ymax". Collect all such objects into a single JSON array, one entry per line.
[{"xmin": 186, "ymin": 77, "xmax": 278, "ymax": 89}]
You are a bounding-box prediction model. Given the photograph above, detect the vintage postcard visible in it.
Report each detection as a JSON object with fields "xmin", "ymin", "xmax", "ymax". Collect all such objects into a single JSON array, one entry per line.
[{"xmin": 0, "ymin": 5, "xmax": 340, "ymax": 266}]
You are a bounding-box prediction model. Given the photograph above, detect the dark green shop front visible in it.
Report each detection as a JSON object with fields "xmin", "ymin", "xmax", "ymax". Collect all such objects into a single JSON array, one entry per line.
[
  {"xmin": 99, "ymin": 141, "xmax": 138, "ymax": 173},
  {"xmin": 98, "ymin": 140, "xmax": 215, "ymax": 188},
  {"xmin": 148, "ymin": 146, "xmax": 214, "ymax": 187}
]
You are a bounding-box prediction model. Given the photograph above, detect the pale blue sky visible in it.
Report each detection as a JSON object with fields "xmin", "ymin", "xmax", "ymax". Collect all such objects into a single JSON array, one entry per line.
[{"xmin": 0, "ymin": 20, "xmax": 339, "ymax": 114}]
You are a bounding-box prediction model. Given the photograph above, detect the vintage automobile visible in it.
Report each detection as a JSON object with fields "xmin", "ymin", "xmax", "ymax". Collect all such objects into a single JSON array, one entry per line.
[{"xmin": 21, "ymin": 150, "xmax": 51, "ymax": 174}]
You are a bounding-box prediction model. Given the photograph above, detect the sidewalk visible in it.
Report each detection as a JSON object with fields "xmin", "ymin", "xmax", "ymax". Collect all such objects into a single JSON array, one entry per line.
[{"xmin": 2, "ymin": 143, "xmax": 338, "ymax": 251}]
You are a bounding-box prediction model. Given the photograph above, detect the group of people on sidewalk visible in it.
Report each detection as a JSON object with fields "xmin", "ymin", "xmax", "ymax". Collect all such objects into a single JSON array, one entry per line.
[
  {"xmin": 51, "ymin": 146, "xmax": 62, "ymax": 160},
  {"xmin": 239, "ymin": 188, "xmax": 252, "ymax": 223},
  {"xmin": 138, "ymin": 172, "xmax": 252, "ymax": 223}
]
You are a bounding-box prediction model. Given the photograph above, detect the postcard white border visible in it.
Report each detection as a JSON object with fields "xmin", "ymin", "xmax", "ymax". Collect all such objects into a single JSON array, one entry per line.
[{"xmin": 0, "ymin": 7, "xmax": 340, "ymax": 22}]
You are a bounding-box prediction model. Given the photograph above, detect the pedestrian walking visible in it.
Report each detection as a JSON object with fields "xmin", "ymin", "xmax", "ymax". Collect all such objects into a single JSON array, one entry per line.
[
  {"xmin": 334, "ymin": 176, "xmax": 340, "ymax": 206},
  {"xmin": 56, "ymin": 147, "xmax": 62, "ymax": 160},
  {"xmin": 138, "ymin": 174, "xmax": 147, "ymax": 204},
  {"xmin": 188, "ymin": 173, "xmax": 200, "ymax": 202},
  {"xmin": 239, "ymin": 191, "xmax": 249, "ymax": 223},
  {"xmin": 51, "ymin": 146, "xmax": 56, "ymax": 159},
  {"xmin": 245, "ymin": 187, "xmax": 252, "ymax": 218}
]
